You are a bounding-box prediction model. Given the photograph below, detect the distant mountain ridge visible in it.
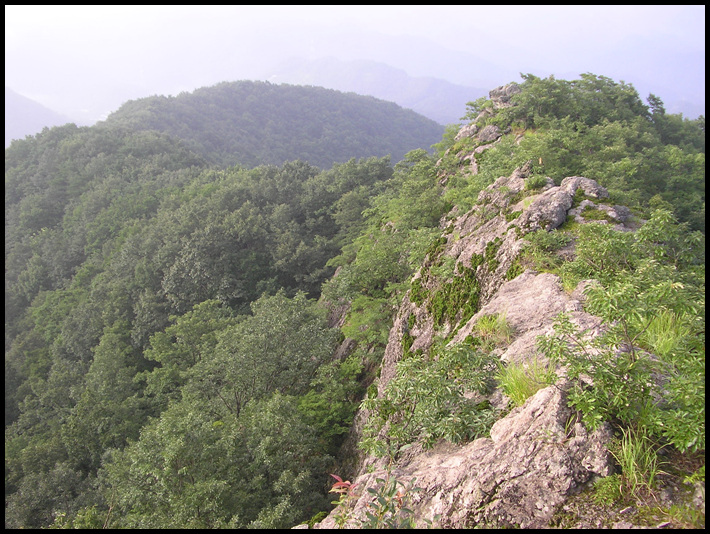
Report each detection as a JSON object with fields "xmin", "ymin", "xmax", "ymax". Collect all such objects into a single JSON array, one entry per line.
[
  {"xmin": 5, "ymin": 87, "xmax": 75, "ymax": 147},
  {"xmin": 101, "ymin": 80, "xmax": 446, "ymax": 169},
  {"xmin": 266, "ymin": 57, "xmax": 488, "ymax": 125}
]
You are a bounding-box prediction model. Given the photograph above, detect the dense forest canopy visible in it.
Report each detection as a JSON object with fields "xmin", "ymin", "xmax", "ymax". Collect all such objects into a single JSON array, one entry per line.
[
  {"xmin": 100, "ymin": 80, "xmax": 445, "ymax": 169},
  {"xmin": 4, "ymin": 74, "xmax": 705, "ymax": 528}
]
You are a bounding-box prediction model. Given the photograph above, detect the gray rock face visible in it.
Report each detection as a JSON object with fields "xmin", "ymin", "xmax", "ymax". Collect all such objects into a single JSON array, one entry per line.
[
  {"xmin": 451, "ymin": 272, "xmax": 604, "ymax": 365},
  {"xmin": 376, "ymin": 165, "xmax": 629, "ymax": 397},
  {"xmin": 315, "ymin": 382, "xmax": 614, "ymax": 529},
  {"xmin": 475, "ymin": 162, "xmax": 530, "ymax": 207},
  {"xmin": 454, "ymin": 122, "xmax": 478, "ymax": 141},
  {"xmin": 489, "ymin": 82, "xmax": 522, "ymax": 108},
  {"xmin": 476, "ymin": 124, "xmax": 503, "ymax": 143},
  {"xmin": 560, "ymin": 176, "xmax": 609, "ymax": 198},
  {"xmin": 515, "ymin": 185, "xmax": 574, "ymax": 232},
  {"xmin": 314, "ymin": 131, "xmax": 644, "ymax": 528}
]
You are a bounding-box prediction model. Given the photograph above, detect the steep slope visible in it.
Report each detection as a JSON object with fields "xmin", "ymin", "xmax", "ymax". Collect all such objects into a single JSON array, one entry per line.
[
  {"xmin": 101, "ymin": 80, "xmax": 445, "ymax": 169},
  {"xmin": 311, "ymin": 83, "xmax": 705, "ymax": 529},
  {"xmin": 314, "ymin": 166, "xmax": 623, "ymax": 529}
]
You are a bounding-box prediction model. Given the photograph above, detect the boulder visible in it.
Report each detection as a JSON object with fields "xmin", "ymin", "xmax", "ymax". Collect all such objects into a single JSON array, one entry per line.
[
  {"xmin": 560, "ymin": 176, "xmax": 609, "ymax": 199},
  {"xmin": 314, "ymin": 381, "xmax": 614, "ymax": 529},
  {"xmin": 476, "ymin": 124, "xmax": 503, "ymax": 143},
  {"xmin": 514, "ymin": 185, "xmax": 575, "ymax": 232},
  {"xmin": 454, "ymin": 122, "xmax": 478, "ymax": 141},
  {"xmin": 489, "ymin": 83, "xmax": 522, "ymax": 108}
]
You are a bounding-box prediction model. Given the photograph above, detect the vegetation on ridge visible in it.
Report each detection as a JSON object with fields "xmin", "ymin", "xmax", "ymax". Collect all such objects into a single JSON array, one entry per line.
[{"xmin": 4, "ymin": 73, "xmax": 704, "ymax": 528}]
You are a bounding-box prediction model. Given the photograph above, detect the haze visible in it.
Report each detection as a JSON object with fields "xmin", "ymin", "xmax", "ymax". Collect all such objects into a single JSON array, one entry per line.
[{"xmin": 4, "ymin": 5, "xmax": 706, "ymax": 131}]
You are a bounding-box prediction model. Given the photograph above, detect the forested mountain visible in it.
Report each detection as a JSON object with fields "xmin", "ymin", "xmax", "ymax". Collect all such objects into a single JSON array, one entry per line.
[
  {"xmin": 4, "ymin": 74, "xmax": 705, "ymax": 529},
  {"xmin": 101, "ymin": 80, "xmax": 445, "ymax": 169}
]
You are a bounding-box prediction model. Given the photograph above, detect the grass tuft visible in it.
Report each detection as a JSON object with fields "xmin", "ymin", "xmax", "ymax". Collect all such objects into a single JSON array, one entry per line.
[{"xmin": 495, "ymin": 357, "xmax": 556, "ymax": 407}]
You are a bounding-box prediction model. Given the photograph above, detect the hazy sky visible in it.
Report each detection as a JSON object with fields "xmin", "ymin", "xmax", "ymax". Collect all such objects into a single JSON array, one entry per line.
[{"xmin": 5, "ymin": 5, "xmax": 706, "ymax": 122}]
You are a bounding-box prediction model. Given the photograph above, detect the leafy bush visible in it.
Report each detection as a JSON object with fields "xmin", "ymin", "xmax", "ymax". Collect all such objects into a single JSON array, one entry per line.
[
  {"xmin": 329, "ymin": 469, "xmax": 436, "ymax": 529},
  {"xmin": 559, "ymin": 222, "xmax": 637, "ymax": 284},
  {"xmin": 539, "ymin": 266, "xmax": 704, "ymax": 453},
  {"xmin": 360, "ymin": 344, "xmax": 499, "ymax": 458},
  {"xmin": 524, "ymin": 175, "xmax": 548, "ymax": 191},
  {"xmin": 460, "ymin": 75, "xmax": 705, "ymax": 232},
  {"xmin": 518, "ymin": 229, "xmax": 572, "ymax": 273},
  {"xmin": 361, "ymin": 473, "xmax": 420, "ymax": 529},
  {"xmin": 539, "ymin": 312, "xmax": 655, "ymax": 430},
  {"xmin": 538, "ymin": 212, "xmax": 704, "ymax": 453}
]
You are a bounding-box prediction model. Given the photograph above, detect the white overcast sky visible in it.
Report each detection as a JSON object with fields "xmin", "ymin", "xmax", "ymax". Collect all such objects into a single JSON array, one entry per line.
[
  {"xmin": 4, "ymin": 5, "xmax": 706, "ymax": 121},
  {"xmin": 5, "ymin": 5, "xmax": 705, "ymax": 52}
]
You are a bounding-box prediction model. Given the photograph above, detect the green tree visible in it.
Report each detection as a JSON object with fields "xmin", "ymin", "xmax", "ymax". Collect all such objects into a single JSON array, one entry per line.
[
  {"xmin": 61, "ymin": 321, "xmax": 151, "ymax": 472},
  {"xmin": 297, "ymin": 354, "xmax": 364, "ymax": 453},
  {"xmin": 140, "ymin": 299, "xmax": 240, "ymax": 412},
  {"xmin": 185, "ymin": 291, "xmax": 339, "ymax": 416},
  {"xmin": 101, "ymin": 400, "xmax": 235, "ymax": 528},
  {"xmin": 236, "ymin": 393, "xmax": 334, "ymax": 528},
  {"xmin": 102, "ymin": 392, "xmax": 333, "ymax": 529}
]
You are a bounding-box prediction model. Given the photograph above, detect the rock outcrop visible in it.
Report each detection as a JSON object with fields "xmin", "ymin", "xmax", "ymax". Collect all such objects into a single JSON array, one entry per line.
[
  {"xmin": 450, "ymin": 271, "xmax": 604, "ymax": 366},
  {"xmin": 489, "ymin": 82, "xmax": 522, "ymax": 108},
  {"xmin": 315, "ymin": 382, "xmax": 613, "ymax": 529},
  {"xmin": 310, "ymin": 108, "xmax": 649, "ymax": 529}
]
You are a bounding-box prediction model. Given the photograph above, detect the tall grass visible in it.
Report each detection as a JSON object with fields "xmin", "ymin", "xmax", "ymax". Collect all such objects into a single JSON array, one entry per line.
[
  {"xmin": 474, "ymin": 313, "xmax": 513, "ymax": 347},
  {"xmin": 495, "ymin": 358, "xmax": 556, "ymax": 407},
  {"xmin": 637, "ymin": 310, "xmax": 691, "ymax": 358},
  {"xmin": 611, "ymin": 426, "xmax": 666, "ymax": 497}
]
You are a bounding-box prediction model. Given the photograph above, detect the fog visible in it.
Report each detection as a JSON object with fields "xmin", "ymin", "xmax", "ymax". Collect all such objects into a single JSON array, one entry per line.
[{"xmin": 5, "ymin": 5, "xmax": 706, "ymax": 127}]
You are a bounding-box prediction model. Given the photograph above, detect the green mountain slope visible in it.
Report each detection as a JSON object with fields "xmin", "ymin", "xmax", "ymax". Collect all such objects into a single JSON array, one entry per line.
[
  {"xmin": 4, "ymin": 73, "xmax": 704, "ymax": 529},
  {"xmin": 101, "ymin": 80, "xmax": 445, "ymax": 169}
]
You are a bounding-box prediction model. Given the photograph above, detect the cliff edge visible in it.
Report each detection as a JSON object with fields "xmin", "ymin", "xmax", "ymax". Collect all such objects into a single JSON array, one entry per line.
[{"xmin": 306, "ymin": 85, "xmax": 703, "ymax": 528}]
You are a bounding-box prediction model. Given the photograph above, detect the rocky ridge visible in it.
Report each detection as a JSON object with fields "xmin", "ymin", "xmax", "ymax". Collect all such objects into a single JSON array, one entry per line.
[
  {"xmin": 312, "ymin": 176, "xmax": 624, "ymax": 529},
  {"xmin": 305, "ymin": 85, "xmax": 702, "ymax": 529}
]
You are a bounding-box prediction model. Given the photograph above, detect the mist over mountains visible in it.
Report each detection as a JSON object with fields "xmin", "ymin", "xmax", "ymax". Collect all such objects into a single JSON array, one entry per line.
[
  {"xmin": 6, "ymin": 5, "xmax": 705, "ymax": 148},
  {"xmin": 5, "ymin": 87, "xmax": 78, "ymax": 147},
  {"xmin": 265, "ymin": 57, "xmax": 487, "ymax": 126},
  {"xmin": 5, "ymin": 8, "xmax": 705, "ymax": 154}
]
